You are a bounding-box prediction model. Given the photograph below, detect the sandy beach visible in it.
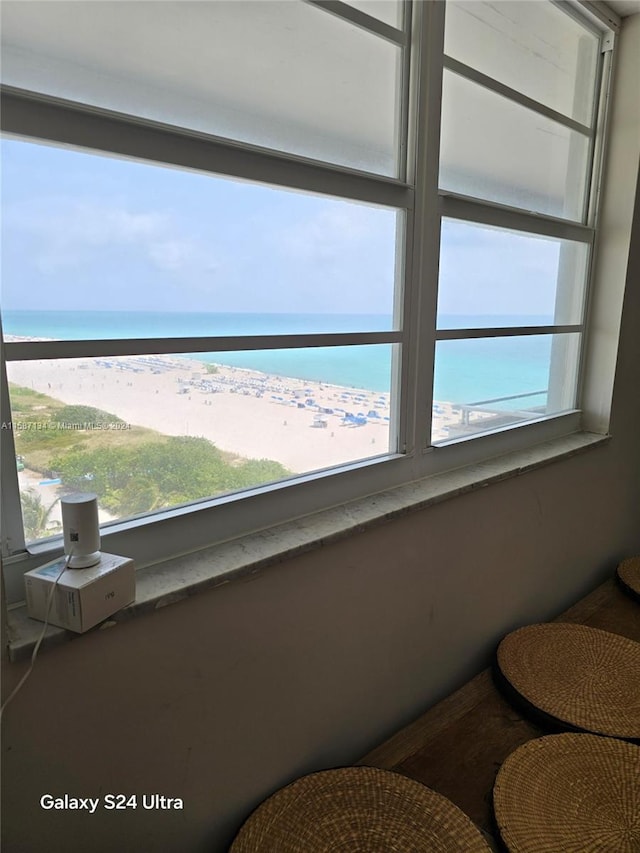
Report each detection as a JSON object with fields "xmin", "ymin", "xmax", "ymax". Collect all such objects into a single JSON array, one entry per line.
[{"xmin": 7, "ymin": 347, "xmax": 462, "ymax": 474}]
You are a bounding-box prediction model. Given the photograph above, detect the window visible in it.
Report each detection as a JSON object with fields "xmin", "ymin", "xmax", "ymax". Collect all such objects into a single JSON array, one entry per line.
[
  {"xmin": 435, "ymin": 0, "xmax": 602, "ymax": 442},
  {"xmin": 0, "ymin": 1, "xmax": 617, "ymax": 602}
]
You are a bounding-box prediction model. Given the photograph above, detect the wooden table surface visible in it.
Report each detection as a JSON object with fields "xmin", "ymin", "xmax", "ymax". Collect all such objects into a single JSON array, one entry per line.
[{"xmin": 359, "ymin": 578, "xmax": 639, "ymax": 847}]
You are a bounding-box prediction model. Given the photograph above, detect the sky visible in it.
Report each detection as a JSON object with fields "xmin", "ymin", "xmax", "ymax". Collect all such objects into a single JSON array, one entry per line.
[{"xmin": 1, "ymin": 137, "xmax": 567, "ymax": 320}]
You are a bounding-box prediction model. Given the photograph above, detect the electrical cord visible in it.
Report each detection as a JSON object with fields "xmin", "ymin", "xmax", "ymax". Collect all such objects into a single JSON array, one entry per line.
[{"xmin": 0, "ymin": 551, "xmax": 73, "ymax": 721}]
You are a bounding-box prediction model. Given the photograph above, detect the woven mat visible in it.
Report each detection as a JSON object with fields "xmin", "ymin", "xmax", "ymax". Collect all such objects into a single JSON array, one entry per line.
[
  {"xmin": 493, "ymin": 733, "xmax": 640, "ymax": 852},
  {"xmin": 496, "ymin": 623, "xmax": 640, "ymax": 740},
  {"xmin": 230, "ymin": 766, "xmax": 492, "ymax": 852},
  {"xmin": 617, "ymin": 556, "xmax": 640, "ymax": 601}
]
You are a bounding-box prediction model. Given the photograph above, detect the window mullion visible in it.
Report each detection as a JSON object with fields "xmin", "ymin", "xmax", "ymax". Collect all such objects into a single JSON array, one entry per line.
[
  {"xmin": 305, "ymin": 0, "xmax": 407, "ymax": 46},
  {"xmin": 443, "ymin": 56, "xmax": 593, "ymax": 137},
  {"xmin": 440, "ymin": 193, "xmax": 595, "ymax": 243},
  {"xmin": 581, "ymin": 44, "xmax": 606, "ymax": 227},
  {"xmin": 4, "ymin": 332, "xmax": 403, "ymax": 363},
  {"xmin": 0, "ymin": 328, "xmax": 26, "ymax": 558},
  {"xmin": 406, "ymin": 0, "xmax": 446, "ymax": 454},
  {"xmin": 436, "ymin": 325, "xmax": 583, "ymax": 342},
  {"xmin": 1, "ymin": 86, "xmax": 412, "ymax": 211},
  {"xmin": 576, "ymin": 32, "xmax": 617, "ymax": 419},
  {"xmin": 586, "ymin": 42, "xmax": 616, "ymax": 230},
  {"xmin": 397, "ymin": 0, "xmax": 413, "ymax": 183}
]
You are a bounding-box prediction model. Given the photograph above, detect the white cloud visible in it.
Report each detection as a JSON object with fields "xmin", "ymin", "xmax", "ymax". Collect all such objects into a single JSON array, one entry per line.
[
  {"xmin": 6, "ymin": 196, "xmax": 220, "ymax": 276},
  {"xmin": 275, "ymin": 204, "xmax": 386, "ymax": 263},
  {"xmin": 147, "ymin": 239, "xmax": 193, "ymax": 271},
  {"xmin": 147, "ymin": 238, "xmax": 221, "ymax": 274}
]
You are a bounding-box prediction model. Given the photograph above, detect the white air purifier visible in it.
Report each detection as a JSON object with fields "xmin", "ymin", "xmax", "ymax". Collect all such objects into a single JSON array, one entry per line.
[{"xmin": 61, "ymin": 493, "xmax": 101, "ymax": 568}]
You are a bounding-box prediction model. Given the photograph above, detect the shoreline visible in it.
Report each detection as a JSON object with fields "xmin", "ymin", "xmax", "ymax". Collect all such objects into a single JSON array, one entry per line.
[{"xmin": 6, "ymin": 342, "xmax": 463, "ymax": 472}]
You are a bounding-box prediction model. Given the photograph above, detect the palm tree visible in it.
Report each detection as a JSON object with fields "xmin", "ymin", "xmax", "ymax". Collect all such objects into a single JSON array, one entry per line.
[{"xmin": 20, "ymin": 489, "xmax": 62, "ymax": 542}]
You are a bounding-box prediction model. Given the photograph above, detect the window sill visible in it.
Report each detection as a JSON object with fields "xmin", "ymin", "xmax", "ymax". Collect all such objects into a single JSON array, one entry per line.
[{"xmin": 6, "ymin": 431, "xmax": 609, "ymax": 662}]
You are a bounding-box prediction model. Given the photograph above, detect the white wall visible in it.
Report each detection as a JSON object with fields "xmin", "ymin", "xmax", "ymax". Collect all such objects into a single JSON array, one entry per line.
[{"xmin": 2, "ymin": 15, "xmax": 639, "ymax": 853}]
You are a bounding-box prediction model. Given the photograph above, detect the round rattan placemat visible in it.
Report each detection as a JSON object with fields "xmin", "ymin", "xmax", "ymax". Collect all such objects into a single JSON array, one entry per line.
[
  {"xmin": 496, "ymin": 623, "xmax": 640, "ymax": 741},
  {"xmin": 617, "ymin": 557, "xmax": 640, "ymax": 602},
  {"xmin": 493, "ymin": 733, "xmax": 640, "ymax": 853},
  {"xmin": 230, "ymin": 766, "xmax": 492, "ymax": 852}
]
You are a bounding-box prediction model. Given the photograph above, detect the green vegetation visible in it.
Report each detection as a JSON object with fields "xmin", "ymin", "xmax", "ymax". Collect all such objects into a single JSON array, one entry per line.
[
  {"xmin": 56, "ymin": 404, "xmax": 126, "ymax": 426},
  {"xmin": 10, "ymin": 384, "xmax": 290, "ymax": 520},
  {"xmin": 20, "ymin": 489, "xmax": 62, "ymax": 541},
  {"xmin": 51, "ymin": 436, "xmax": 289, "ymax": 517},
  {"xmin": 9, "ymin": 383, "xmax": 163, "ymax": 472},
  {"xmin": 8, "ymin": 385, "xmax": 67, "ymax": 458},
  {"xmin": 9, "ymin": 385, "xmax": 55, "ymax": 408}
]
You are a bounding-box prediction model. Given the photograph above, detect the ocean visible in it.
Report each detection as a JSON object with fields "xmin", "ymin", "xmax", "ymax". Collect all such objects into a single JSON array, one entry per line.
[{"xmin": 2, "ymin": 310, "xmax": 558, "ymax": 406}]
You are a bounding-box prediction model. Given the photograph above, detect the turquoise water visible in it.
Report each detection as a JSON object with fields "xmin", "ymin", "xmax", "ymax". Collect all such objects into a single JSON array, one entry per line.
[{"xmin": 3, "ymin": 310, "xmax": 559, "ymax": 403}]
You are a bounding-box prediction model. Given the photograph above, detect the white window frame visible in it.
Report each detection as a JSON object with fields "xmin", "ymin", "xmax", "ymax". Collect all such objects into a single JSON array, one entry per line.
[{"xmin": 0, "ymin": 0, "xmax": 618, "ymax": 605}]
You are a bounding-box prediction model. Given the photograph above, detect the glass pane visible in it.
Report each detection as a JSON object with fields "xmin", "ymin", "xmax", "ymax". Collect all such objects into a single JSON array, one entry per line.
[
  {"xmin": 7, "ymin": 346, "xmax": 393, "ymax": 539},
  {"xmin": 445, "ymin": 1, "xmax": 599, "ymax": 126},
  {"xmin": 432, "ymin": 333, "xmax": 580, "ymax": 442},
  {"xmin": 345, "ymin": 1, "xmax": 403, "ymax": 29},
  {"xmin": 437, "ymin": 219, "xmax": 589, "ymax": 328},
  {"xmin": 1, "ymin": 140, "xmax": 398, "ymax": 337},
  {"xmin": 440, "ymin": 71, "xmax": 590, "ymax": 220},
  {"xmin": 1, "ymin": 0, "xmax": 402, "ymax": 176}
]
